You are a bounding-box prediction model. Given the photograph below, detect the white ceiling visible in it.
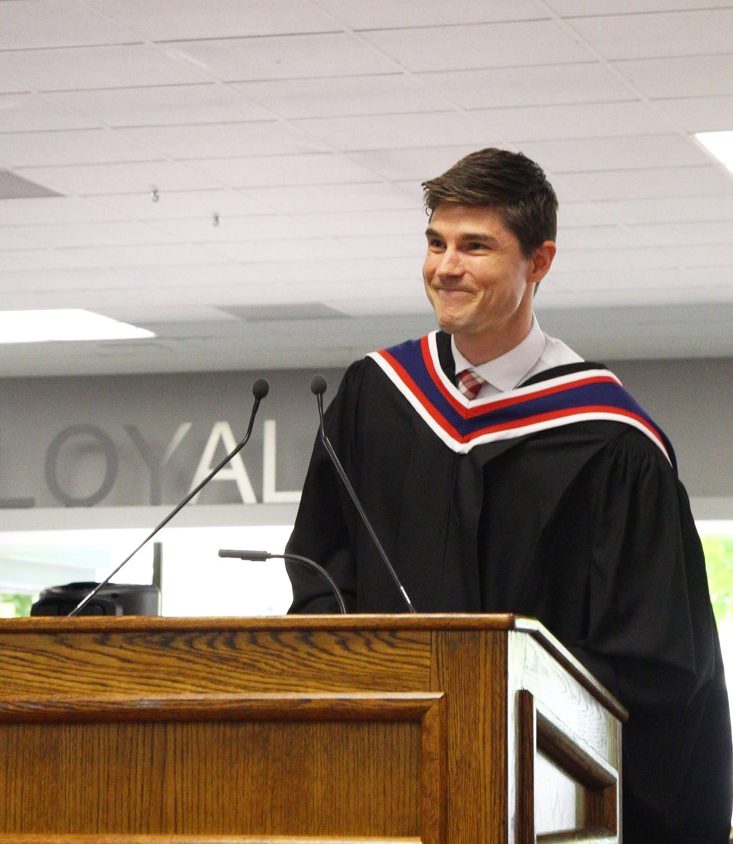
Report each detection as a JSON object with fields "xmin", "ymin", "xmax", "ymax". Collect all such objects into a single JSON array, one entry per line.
[{"xmin": 2, "ymin": 0, "xmax": 733, "ymax": 376}]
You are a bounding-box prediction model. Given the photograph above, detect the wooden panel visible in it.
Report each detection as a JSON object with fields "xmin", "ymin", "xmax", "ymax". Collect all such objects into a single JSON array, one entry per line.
[
  {"xmin": 0, "ymin": 695, "xmax": 444, "ymax": 840},
  {"xmin": 514, "ymin": 690, "xmax": 619, "ymax": 844},
  {"xmin": 0, "ymin": 837, "xmax": 421, "ymax": 843},
  {"xmin": 0, "ymin": 628, "xmax": 432, "ymax": 699},
  {"xmin": 430, "ymin": 630, "xmax": 506, "ymax": 844},
  {"xmin": 508, "ymin": 633, "xmax": 621, "ymax": 769}
]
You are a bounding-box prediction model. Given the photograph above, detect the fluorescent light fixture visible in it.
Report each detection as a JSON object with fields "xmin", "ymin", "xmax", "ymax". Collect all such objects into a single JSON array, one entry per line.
[
  {"xmin": 695, "ymin": 130, "xmax": 733, "ymax": 174},
  {"xmin": 0, "ymin": 309, "xmax": 155, "ymax": 344}
]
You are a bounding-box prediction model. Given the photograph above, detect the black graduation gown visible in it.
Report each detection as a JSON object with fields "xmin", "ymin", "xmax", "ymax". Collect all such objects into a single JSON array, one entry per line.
[{"xmin": 286, "ymin": 332, "xmax": 732, "ymax": 843}]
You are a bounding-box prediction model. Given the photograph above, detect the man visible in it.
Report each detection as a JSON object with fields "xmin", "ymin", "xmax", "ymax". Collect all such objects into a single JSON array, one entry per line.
[{"xmin": 286, "ymin": 148, "xmax": 732, "ymax": 842}]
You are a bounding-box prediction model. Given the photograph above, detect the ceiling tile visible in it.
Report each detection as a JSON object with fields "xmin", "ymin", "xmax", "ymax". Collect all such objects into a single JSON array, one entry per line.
[
  {"xmin": 267, "ymin": 258, "xmax": 402, "ymax": 282},
  {"xmin": 472, "ymin": 101, "xmax": 671, "ymax": 142},
  {"xmin": 185, "ymin": 153, "xmax": 381, "ymax": 187},
  {"xmin": 0, "ymin": 45, "xmax": 209, "ymax": 92},
  {"xmin": 244, "ymin": 182, "xmax": 416, "ymax": 213},
  {"xmin": 670, "ymin": 243, "xmax": 733, "ymax": 267},
  {"xmin": 362, "ymin": 20, "xmax": 593, "ymax": 72},
  {"xmin": 0, "ymin": 0, "xmax": 136, "ymax": 49},
  {"xmin": 49, "ymin": 84, "xmax": 271, "ymax": 127},
  {"xmin": 553, "ymin": 246, "xmax": 677, "ymax": 272},
  {"xmin": 654, "ymin": 96, "xmax": 733, "ymax": 133},
  {"xmin": 555, "ymin": 165, "xmax": 733, "ymax": 201},
  {"xmin": 0, "ymin": 264, "xmax": 252, "ymax": 293},
  {"xmin": 335, "ymin": 234, "xmax": 424, "ymax": 260},
  {"xmin": 117, "ymin": 121, "xmax": 328, "ymax": 159},
  {"xmin": 419, "ymin": 62, "xmax": 633, "ymax": 108},
  {"xmin": 150, "ymin": 214, "xmax": 324, "ymax": 242},
  {"xmin": 208, "ymin": 238, "xmax": 354, "ymax": 263},
  {"xmin": 0, "ymin": 128, "xmax": 158, "ymax": 168},
  {"xmin": 520, "ymin": 133, "xmax": 707, "ymax": 172},
  {"xmin": 0, "ymin": 249, "xmax": 82, "ymax": 272},
  {"xmin": 91, "ymin": 189, "xmax": 270, "ymax": 219},
  {"xmin": 547, "ymin": 0, "xmax": 733, "ymax": 14},
  {"xmin": 0, "ymin": 196, "xmax": 126, "ymax": 225},
  {"xmin": 293, "ymin": 111, "xmax": 496, "ymax": 151},
  {"xmin": 596, "ymin": 194, "xmax": 733, "ymax": 224},
  {"xmin": 315, "ymin": 0, "xmax": 545, "ymax": 28},
  {"xmin": 5, "ymin": 242, "xmax": 230, "ymax": 271},
  {"xmin": 556, "ymin": 225, "xmax": 646, "ymax": 250},
  {"xmin": 332, "ymin": 293, "xmax": 429, "ymax": 317},
  {"xmin": 569, "ymin": 9, "xmax": 733, "ymax": 59},
  {"xmin": 7, "ymin": 220, "xmax": 181, "ymax": 249},
  {"xmin": 557, "ymin": 201, "xmax": 619, "ymax": 227},
  {"xmin": 0, "ymin": 229, "xmax": 37, "ymax": 250},
  {"xmin": 293, "ymin": 208, "xmax": 426, "ymax": 237},
  {"xmin": 0, "ymin": 170, "xmax": 60, "ymax": 199},
  {"xmin": 87, "ymin": 0, "xmax": 336, "ymax": 40},
  {"xmin": 16, "ymin": 161, "xmax": 219, "ymax": 195},
  {"xmin": 231, "ymin": 75, "xmax": 437, "ymax": 119},
  {"xmin": 616, "ymin": 54, "xmax": 733, "ymax": 99},
  {"xmin": 0, "ymin": 93, "xmax": 100, "ymax": 132},
  {"xmin": 169, "ymin": 33, "xmax": 398, "ymax": 81},
  {"xmin": 101, "ymin": 304, "xmax": 237, "ymax": 323},
  {"xmin": 348, "ymin": 145, "xmax": 481, "ymax": 181},
  {"xmin": 632, "ymin": 220, "xmax": 733, "ymax": 246},
  {"xmin": 0, "ymin": 79, "xmax": 27, "ymax": 95}
]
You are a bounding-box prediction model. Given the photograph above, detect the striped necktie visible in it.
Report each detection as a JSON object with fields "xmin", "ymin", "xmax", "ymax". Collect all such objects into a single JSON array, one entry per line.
[{"xmin": 456, "ymin": 368, "xmax": 486, "ymax": 400}]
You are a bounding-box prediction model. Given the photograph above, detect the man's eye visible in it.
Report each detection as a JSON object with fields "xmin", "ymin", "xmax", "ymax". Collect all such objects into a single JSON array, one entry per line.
[
  {"xmin": 428, "ymin": 239, "xmax": 444, "ymax": 249},
  {"xmin": 467, "ymin": 242, "xmax": 488, "ymax": 251}
]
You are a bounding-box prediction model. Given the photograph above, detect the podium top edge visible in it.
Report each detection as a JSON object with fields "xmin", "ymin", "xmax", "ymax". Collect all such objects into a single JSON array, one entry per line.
[{"xmin": 0, "ymin": 612, "xmax": 519, "ymax": 633}]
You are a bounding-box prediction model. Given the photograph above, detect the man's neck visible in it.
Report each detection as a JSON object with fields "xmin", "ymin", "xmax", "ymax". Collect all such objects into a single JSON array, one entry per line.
[{"xmin": 453, "ymin": 315, "xmax": 533, "ymax": 366}]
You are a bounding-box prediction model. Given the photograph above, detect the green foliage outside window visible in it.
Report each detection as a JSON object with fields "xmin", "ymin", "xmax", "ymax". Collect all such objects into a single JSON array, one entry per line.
[
  {"xmin": 0, "ymin": 592, "xmax": 33, "ymax": 618},
  {"xmin": 702, "ymin": 536, "xmax": 733, "ymax": 625}
]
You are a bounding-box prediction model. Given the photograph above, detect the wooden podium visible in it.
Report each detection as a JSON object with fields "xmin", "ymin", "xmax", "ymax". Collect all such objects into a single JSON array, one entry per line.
[{"xmin": 0, "ymin": 615, "xmax": 625, "ymax": 843}]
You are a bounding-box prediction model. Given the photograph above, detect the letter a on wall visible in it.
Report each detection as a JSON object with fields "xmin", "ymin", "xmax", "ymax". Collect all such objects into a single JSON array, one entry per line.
[{"xmin": 188, "ymin": 422, "xmax": 257, "ymax": 504}]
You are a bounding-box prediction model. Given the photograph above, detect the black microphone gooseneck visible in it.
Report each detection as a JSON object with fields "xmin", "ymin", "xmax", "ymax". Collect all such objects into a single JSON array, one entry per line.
[
  {"xmin": 68, "ymin": 378, "xmax": 270, "ymax": 617},
  {"xmin": 309, "ymin": 375, "xmax": 416, "ymax": 613},
  {"xmin": 218, "ymin": 548, "xmax": 347, "ymax": 614}
]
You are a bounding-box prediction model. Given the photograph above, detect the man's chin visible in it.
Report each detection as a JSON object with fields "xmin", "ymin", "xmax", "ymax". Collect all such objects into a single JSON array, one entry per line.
[{"xmin": 436, "ymin": 314, "xmax": 460, "ymax": 335}]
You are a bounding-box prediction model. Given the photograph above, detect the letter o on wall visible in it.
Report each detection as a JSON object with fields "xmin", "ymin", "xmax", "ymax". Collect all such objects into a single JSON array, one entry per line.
[{"xmin": 45, "ymin": 425, "xmax": 118, "ymax": 507}]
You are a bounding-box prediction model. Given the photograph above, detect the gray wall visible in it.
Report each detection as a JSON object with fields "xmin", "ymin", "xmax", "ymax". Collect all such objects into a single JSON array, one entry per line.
[
  {"xmin": 0, "ymin": 368, "xmax": 343, "ymax": 510},
  {"xmin": 0, "ymin": 357, "xmax": 731, "ymax": 512},
  {"xmin": 611, "ymin": 358, "xmax": 733, "ymax": 498}
]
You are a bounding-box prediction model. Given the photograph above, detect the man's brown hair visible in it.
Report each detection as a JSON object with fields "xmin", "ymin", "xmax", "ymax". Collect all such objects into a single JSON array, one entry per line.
[{"xmin": 422, "ymin": 148, "xmax": 558, "ymax": 257}]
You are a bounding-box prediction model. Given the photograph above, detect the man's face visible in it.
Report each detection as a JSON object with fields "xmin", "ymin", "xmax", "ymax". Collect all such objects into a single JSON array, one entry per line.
[{"xmin": 422, "ymin": 204, "xmax": 553, "ymax": 349}]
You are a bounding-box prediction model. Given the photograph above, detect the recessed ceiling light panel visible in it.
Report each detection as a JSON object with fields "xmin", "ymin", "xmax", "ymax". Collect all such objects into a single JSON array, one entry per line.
[
  {"xmin": 0, "ymin": 309, "xmax": 155, "ymax": 344},
  {"xmin": 695, "ymin": 130, "xmax": 733, "ymax": 174}
]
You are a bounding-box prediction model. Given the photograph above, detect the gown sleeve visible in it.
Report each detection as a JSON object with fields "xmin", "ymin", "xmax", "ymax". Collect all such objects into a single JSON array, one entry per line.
[
  {"xmin": 285, "ymin": 362, "xmax": 364, "ymax": 613},
  {"xmin": 576, "ymin": 429, "xmax": 732, "ymax": 843}
]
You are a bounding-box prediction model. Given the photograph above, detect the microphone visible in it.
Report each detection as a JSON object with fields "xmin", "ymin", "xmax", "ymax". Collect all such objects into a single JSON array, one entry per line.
[
  {"xmin": 309, "ymin": 374, "xmax": 416, "ymax": 613},
  {"xmin": 218, "ymin": 548, "xmax": 347, "ymax": 614},
  {"xmin": 68, "ymin": 378, "xmax": 270, "ymax": 617}
]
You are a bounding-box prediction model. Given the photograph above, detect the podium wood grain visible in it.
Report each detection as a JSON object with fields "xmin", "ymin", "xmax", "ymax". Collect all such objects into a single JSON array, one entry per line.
[{"xmin": 0, "ymin": 615, "xmax": 624, "ymax": 843}]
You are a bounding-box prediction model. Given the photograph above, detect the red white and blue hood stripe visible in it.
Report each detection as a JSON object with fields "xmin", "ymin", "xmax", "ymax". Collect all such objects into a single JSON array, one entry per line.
[{"xmin": 368, "ymin": 331, "xmax": 675, "ymax": 470}]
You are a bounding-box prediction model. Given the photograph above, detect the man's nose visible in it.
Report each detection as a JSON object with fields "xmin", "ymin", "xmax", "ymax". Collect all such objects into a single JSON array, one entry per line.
[{"xmin": 437, "ymin": 248, "xmax": 463, "ymax": 277}]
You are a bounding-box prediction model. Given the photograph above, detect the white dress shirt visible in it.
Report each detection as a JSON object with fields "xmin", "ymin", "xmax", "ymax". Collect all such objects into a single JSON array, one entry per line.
[{"xmin": 451, "ymin": 317, "xmax": 583, "ymax": 399}]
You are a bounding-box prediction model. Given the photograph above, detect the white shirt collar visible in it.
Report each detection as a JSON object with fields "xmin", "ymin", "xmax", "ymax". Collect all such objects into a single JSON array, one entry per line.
[{"xmin": 451, "ymin": 317, "xmax": 546, "ymax": 393}]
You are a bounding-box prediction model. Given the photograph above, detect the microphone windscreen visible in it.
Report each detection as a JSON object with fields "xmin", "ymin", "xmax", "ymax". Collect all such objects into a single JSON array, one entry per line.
[
  {"xmin": 310, "ymin": 374, "xmax": 327, "ymax": 396},
  {"xmin": 252, "ymin": 378, "xmax": 270, "ymax": 399},
  {"xmin": 219, "ymin": 548, "xmax": 269, "ymax": 561}
]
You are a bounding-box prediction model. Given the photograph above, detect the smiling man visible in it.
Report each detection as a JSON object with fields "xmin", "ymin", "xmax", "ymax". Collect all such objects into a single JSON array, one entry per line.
[{"xmin": 286, "ymin": 148, "xmax": 732, "ymax": 843}]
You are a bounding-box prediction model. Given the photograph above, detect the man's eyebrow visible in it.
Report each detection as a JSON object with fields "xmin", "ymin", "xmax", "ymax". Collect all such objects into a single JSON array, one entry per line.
[{"xmin": 424, "ymin": 227, "xmax": 500, "ymax": 246}]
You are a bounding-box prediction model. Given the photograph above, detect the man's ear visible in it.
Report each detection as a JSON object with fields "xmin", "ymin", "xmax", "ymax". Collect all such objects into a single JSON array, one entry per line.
[{"xmin": 529, "ymin": 241, "xmax": 557, "ymax": 283}]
